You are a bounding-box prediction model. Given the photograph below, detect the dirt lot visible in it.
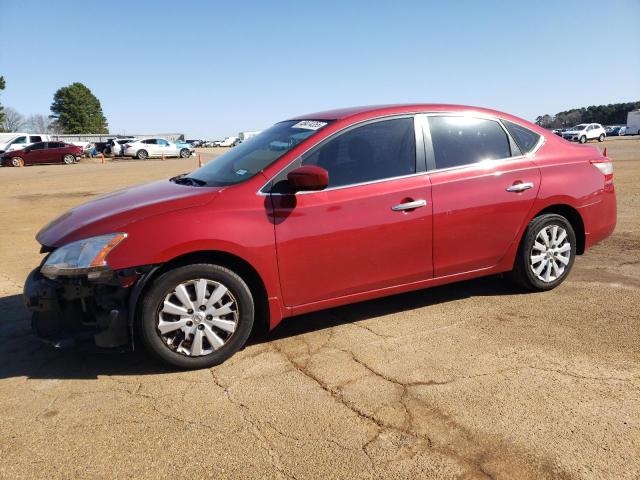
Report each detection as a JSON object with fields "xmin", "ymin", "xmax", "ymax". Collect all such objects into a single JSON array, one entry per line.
[{"xmin": 0, "ymin": 140, "xmax": 638, "ymax": 479}]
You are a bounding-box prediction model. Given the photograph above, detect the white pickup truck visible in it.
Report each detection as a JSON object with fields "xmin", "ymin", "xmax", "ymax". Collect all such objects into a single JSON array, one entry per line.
[{"xmin": 0, "ymin": 134, "xmax": 52, "ymax": 153}]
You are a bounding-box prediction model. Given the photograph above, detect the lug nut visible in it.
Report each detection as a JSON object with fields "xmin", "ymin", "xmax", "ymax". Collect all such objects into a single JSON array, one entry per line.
[
  {"xmin": 206, "ymin": 315, "xmax": 212, "ymax": 320},
  {"xmin": 186, "ymin": 321, "xmax": 193, "ymax": 326},
  {"xmin": 187, "ymin": 309, "xmax": 194, "ymax": 314},
  {"xmin": 199, "ymin": 305, "xmax": 206, "ymax": 311},
  {"xmin": 197, "ymin": 324, "xmax": 205, "ymax": 330}
]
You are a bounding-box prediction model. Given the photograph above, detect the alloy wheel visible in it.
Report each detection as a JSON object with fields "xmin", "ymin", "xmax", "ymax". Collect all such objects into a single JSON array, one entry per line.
[
  {"xmin": 63, "ymin": 154, "xmax": 74, "ymax": 164},
  {"xmin": 529, "ymin": 225, "xmax": 571, "ymax": 283},
  {"xmin": 156, "ymin": 278, "xmax": 239, "ymax": 357}
]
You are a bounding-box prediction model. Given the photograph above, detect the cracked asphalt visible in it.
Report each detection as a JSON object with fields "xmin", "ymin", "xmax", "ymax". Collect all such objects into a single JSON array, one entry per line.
[{"xmin": 0, "ymin": 142, "xmax": 638, "ymax": 479}]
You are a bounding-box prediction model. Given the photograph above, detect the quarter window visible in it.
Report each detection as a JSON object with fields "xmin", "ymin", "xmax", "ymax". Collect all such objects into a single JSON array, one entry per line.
[
  {"xmin": 503, "ymin": 120, "xmax": 541, "ymax": 154},
  {"xmin": 301, "ymin": 117, "xmax": 416, "ymax": 188},
  {"xmin": 428, "ymin": 116, "xmax": 512, "ymax": 170}
]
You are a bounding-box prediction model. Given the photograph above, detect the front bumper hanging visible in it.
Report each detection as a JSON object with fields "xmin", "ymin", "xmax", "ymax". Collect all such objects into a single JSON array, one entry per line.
[{"xmin": 23, "ymin": 268, "xmax": 143, "ymax": 350}]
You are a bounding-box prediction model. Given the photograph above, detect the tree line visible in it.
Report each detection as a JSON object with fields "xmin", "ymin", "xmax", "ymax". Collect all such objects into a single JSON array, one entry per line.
[
  {"xmin": 0, "ymin": 76, "xmax": 108, "ymax": 134},
  {"xmin": 535, "ymin": 101, "xmax": 640, "ymax": 129}
]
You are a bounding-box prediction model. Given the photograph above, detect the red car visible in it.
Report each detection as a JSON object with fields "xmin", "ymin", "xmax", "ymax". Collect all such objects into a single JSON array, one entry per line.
[
  {"xmin": 1, "ymin": 141, "xmax": 83, "ymax": 166},
  {"xmin": 24, "ymin": 104, "xmax": 616, "ymax": 369}
]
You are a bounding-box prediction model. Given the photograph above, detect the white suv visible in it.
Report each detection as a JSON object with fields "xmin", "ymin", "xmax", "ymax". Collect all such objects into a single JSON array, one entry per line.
[{"xmin": 561, "ymin": 123, "xmax": 606, "ymax": 143}]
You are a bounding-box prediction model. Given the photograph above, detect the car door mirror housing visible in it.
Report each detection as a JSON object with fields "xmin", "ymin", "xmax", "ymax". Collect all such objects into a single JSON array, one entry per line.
[{"xmin": 286, "ymin": 165, "xmax": 329, "ymax": 192}]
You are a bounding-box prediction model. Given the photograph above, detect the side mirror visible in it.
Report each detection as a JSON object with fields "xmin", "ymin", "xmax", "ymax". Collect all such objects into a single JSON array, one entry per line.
[{"xmin": 286, "ymin": 165, "xmax": 329, "ymax": 192}]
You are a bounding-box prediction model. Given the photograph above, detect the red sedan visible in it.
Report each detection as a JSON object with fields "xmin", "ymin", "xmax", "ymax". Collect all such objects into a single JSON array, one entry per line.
[
  {"xmin": 1, "ymin": 141, "xmax": 82, "ymax": 166},
  {"xmin": 24, "ymin": 104, "xmax": 616, "ymax": 369}
]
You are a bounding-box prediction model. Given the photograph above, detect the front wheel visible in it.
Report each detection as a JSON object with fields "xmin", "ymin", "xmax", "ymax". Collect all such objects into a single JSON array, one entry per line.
[
  {"xmin": 63, "ymin": 154, "xmax": 75, "ymax": 164},
  {"xmin": 179, "ymin": 148, "xmax": 190, "ymax": 158},
  {"xmin": 136, "ymin": 149, "xmax": 148, "ymax": 160},
  {"xmin": 11, "ymin": 157, "xmax": 24, "ymax": 167},
  {"xmin": 579, "ymin": 135, "xmax": 587, "ymax": 144},
  {"xmin": 138, "ymin": 263, "xmax": 254, "ymax": 369},
  {"xmin": 508, "ymin": 214, "xmax": 576, "ymax": 291},
  {"xmin": 598, "ymin": 134, "xmax": 605, "ymax": 142}
]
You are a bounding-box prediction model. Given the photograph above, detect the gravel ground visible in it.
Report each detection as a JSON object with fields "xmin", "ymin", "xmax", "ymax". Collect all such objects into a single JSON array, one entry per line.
[{"xmin": 0, "ymin": 139, "xmax": 638, "ymax": 479}]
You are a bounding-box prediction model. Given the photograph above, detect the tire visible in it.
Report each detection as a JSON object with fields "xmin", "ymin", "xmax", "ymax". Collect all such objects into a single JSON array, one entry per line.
[
  {"xmin": 138, "ymin": 263, "xmax": 254, "ymax": 369},
  {"xmin": 11, "ymin": 157, "xmax": 24, "ymax": 167},
  {"xmin": 63, "ymin": 154, "xmax": 75, "ymax": 164},
  {"xmin": 598, "ymin": 134, "xmax": 605, "ymax": 142},
  {"xmin": 179, "ymin": 148, "xmax": 190, "ymax": 158},
  {"xmin": 508, "ymin": 214, "xmax": 576, "ymax": 291},
  {"xmin": 579, "ymin": 135, "xmax": 587, "ymax": 144},
  {"xmin": 136, "ymin": 149, "xmax": 148, "ymax": 160}
]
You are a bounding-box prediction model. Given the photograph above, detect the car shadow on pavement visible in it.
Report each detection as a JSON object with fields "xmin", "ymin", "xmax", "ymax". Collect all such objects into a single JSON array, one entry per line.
[{"xmin": 0, "ymin": 276, "xmax": 523, "ymax": 380}]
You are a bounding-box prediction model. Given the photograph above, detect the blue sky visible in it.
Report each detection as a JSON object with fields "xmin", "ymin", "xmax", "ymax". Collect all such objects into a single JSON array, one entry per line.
[{"xmin": 1, "ymin": 0, "xmax": 638, "ymax": 138}]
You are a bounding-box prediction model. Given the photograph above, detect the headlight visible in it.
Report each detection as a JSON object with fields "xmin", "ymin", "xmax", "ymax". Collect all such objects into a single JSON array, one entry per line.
[{"xmin": 41, "ymin": 233, "xmax": 127, "ymax": 279}]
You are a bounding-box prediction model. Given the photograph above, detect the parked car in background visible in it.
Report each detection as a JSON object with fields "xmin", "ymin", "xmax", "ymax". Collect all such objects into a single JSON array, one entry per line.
[
  {"xmin": 24, "ymin": 104, "xmax": 617, "ymax": 369},
  {"xmin": 626, "ymin": 110, "xmax": 640, "ymax": 136},
  {"xmin": 214, "ymin": 136, "xmax": 239, "ymax": 147},
  {"xmin": 561, "ymin": 123, "xmax": 606, "ymax": 143},
  {"xmin": 186, "ymin": 139, "xmax": 203, "ymax": 148},
  {"xmin": 605, "ymin": 126, "xmax": 623, "ymax": 136},
  {"xmin": 108, "ymin": 137, "xmax": 137, "ymax": 156},
  {"xmin": 238, "ymin": 131, "xmax": 261, "ymax": 143},
  {"xmin": 175, "ymin": 140, "xmax": 195, "ymax": 155},
  {"xmin": 122, "ymin": 138, "xmax": 192, "ymax": 159},
  {"xmin": 0, "ymin": 134, "xmax": 51, "ymax": 153},
  {"xmin": 1, "ymin": 141, "xmax": 82, "ymax": 166},
  {"xmin": 552, "ymin": 128, "xmax": 566, "ymax": 136}
]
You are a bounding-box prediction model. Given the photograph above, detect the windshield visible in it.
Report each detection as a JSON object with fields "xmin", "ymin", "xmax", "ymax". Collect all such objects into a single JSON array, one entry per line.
[
  {"xmin": 185, "ymin": 120, "xmax": 331, "ymax": 186},
  {"xmin": 571, "ymin": 124, "xmax": 587, "ymax": 130}
]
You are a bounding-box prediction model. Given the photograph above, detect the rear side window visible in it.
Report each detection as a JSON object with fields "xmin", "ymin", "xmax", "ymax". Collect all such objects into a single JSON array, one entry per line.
[
  {"xmin": 428, "ymin": 116, "xmax": 512, "ymax": 170},
  {"xmin": 30, "ymin": 142, "xmax": 45, "ymax": 150},
  {"xmin": 301, "ymin": 117, "xmax": 416, "ymax": 188},
  {"xmin": 31, "ymin": 136, "xmax": 42, "ymax": 142},
  {"xmin": 503, "ymin": 120, "xmax": 541, "ymax": 154},
  {"xmin": 142, "ymin": 139, "xmax": 157, "ymax": 144},
  {"xmin": 47, "ymin": 142, "xmax": 63, "ymax": 148}
]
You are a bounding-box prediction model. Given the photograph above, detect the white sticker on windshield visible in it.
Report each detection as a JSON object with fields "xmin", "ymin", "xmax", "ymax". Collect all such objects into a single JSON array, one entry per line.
[
  {"xmin": 292, "ymin": 120, "xmax": 328, "ymax": 130},
  {"xmin": 236, "ymin": 169, "xmax": 248, "ymax": 175}
]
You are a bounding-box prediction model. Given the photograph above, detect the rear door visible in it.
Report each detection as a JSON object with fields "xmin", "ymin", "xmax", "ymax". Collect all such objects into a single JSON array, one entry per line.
[
  {"xmin": 424, "ymin": 115, "xmax": 541, "ymax": 277},
  {"xmin": 269, "ymin": 116, "xmax": 433, "ymax": 307},
  {"xmin": 45, "ymin": 142, "xmax": 64, "ymax": 162}
]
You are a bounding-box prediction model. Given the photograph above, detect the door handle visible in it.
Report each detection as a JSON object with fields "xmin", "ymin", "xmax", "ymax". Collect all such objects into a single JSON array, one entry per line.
[
  {"xmin": 506, "ymin": 182, "xmax": 534, "ymax": 192},
  {"xmin": 391, "ymin": 199, "xmax": 427, "ymax": 211}
]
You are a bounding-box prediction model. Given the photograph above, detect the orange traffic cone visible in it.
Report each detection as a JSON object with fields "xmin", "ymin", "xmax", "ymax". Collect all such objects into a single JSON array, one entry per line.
[
  {"xmin": 161, "ymin": 153, "xmax": 165, "ymax": 161},
  {"xmin": 603, "ymin": 147, "xmax": 607, "ymax": 157},
  {"xmin": 198, "ymin": 154, "xmax": 203, "ymax": 167},
  {"xmin": 100, "ymin": 153, "xmax": 105, "ymax": 164}
]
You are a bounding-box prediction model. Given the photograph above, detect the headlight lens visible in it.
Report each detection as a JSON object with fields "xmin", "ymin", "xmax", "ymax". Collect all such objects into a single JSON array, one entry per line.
[{"xmin": 41, "ymin": 233, "xmax": 127, "ymax": 279}]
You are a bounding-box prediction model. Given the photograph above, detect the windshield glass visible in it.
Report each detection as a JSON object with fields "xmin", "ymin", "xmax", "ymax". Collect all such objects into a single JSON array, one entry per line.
[
  {"xmin": 571, "ymin": 124, "xmax": 587, "ymax": 130},
  {"xmin": 186, "ymin": 120, "xmax": 331, "ymax": 186}
]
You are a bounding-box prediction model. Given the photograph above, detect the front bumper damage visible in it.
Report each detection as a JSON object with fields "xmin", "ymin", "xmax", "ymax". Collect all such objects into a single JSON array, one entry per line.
[{"xmin": 23, "ymin": 266, "xmax": 155, "ymax": 350}]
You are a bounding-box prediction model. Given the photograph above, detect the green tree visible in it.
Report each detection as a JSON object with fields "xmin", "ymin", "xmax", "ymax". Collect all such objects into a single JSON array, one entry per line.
[
  {"xmin": 0, "ymin": 76, "xmax": 6, "ymax": 131},
  {"xmin": 50, "ymin": 82, "xmax": 108, "ymax": 134}
]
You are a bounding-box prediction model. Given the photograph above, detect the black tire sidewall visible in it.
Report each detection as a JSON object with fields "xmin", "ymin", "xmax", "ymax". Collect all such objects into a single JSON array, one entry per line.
[
  {"xmin": 137, "ymin": 150, "xmax": 147, "ymax": 159},
  {"xmin": 516, "ymin": 214, "xmax": 576, "ymax": 291},
  {"xmin": 580, "ymin": 136, "xmax": 587, "ymax": 144},
  {"xmin": 138, "ymin": 263, "xmax": 254, "ymax": 369},
  {"xmin": 180, "ymin": 148, "xmax": 189, "ymax": 158},
  {"xmin": 598, "ymin": 134, "xmax": 605, "ymax": 142}
]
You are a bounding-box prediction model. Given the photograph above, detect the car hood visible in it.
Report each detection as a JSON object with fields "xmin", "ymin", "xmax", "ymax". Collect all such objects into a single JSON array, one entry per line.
[{"xmin": 37, "ymin": 179, "xmax": 221, "ymax": 247}]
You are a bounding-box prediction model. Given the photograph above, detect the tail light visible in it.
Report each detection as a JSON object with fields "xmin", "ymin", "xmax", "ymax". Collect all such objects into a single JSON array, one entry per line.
[{"xmin": 590, "ymin": 158, "xmax": 613, "ymax": 183}]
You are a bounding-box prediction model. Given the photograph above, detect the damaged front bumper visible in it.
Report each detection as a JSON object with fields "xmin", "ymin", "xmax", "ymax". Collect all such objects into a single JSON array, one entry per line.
[{"xmin": 23, "ymin": 266, "xmax": 155, "ymax": 350}]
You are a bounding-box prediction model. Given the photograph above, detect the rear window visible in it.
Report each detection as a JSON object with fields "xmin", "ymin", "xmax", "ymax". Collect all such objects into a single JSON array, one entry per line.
[
  {"xmin": 428, "ymin": 116, "xmax": 512, "ymax": 170},
  {"xmin": 503, "ymin": 120, "xmax": 542, "ymax": 154}
]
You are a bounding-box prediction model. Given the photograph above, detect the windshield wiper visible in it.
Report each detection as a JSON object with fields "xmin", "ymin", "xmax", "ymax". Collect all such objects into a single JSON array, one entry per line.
[{"xmin": 170, "ymin": 174, "xmax": 207, "ymax": 186}]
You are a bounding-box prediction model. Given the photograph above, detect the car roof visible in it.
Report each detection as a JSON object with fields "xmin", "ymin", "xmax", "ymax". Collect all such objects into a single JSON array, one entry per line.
[{"xmin": 289, "ymin": 104, "xmax": 529, "ymax": 123}]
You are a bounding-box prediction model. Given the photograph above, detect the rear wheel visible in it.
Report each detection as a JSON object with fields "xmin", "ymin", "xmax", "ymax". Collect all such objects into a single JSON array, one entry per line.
[
  {"xmin": 63, "ymin": 154, "xmax": 75, "ymax": 164},
  {"xmin": 11, "ymin": 157, "xmax": 24, "ymax": 167},
  {"xmin": 579, "ymin": 135, "xmax": 587, "ymax": 144},
  {"xmin": 508, "ymin": 214, "xmax": 576, "ymax": 291},
  {"xmin": 598, "ymin": 134, "xmax": 605, "ymax": 142},
  {"xmin": 136, "ymin": 149, "xmax": 148, "ymax": 160},
  {"xmin": 179, "ymin": 148, "xmax": 190, "ymax": 158},
  {"xmin": 138, "ymin": 263, "xmax": 254, "ymax": 369}
]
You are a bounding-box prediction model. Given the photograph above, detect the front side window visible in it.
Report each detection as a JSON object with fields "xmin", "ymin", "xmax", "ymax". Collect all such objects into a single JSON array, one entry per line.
[
  {"xmin": 13, "ymin": 136, "xmax": 27, "ymax": 144},
  {"xmin": 186, "ymin": 120, "xmax": 331, "ymax": 186},
  {"xmin": 503, "ymin": 120, "xmax": 541, "ymax": 154},
  {"xmin": 428, "ymin": 116, "xmax": 512, "ymax": 170},
  {"xmin": 300, "ymin": 117, "xmax": 416, "ymax": 188}
]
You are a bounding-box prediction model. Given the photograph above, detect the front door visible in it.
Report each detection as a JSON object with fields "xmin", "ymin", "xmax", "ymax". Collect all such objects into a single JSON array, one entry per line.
[
  {"xmin": 23, "ymin": 142, "xmax": 48, "ymax": 165},
  {"xmin": 270, "ymin": 116, "xmax": 433, "ymax": 307},
  {"xmin": 424, "ymin": 115, "xmax": 541, "ymax": 277}
]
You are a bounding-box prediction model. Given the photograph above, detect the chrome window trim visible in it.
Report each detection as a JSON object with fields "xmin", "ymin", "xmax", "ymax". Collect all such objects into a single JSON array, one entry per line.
[{"xmin": 257, "ymin": 110, "xmax": 546, "ymax": 195}]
